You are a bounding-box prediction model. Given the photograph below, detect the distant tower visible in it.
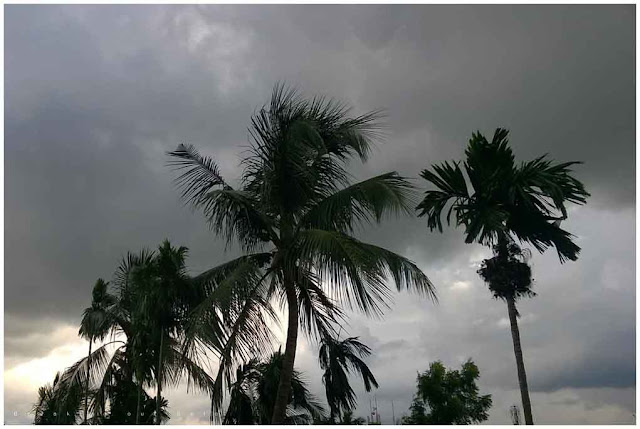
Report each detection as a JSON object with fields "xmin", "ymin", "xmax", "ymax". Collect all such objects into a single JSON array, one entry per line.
[{"xmin": 510, "ymin": 405, "xmax": 522, "ymax": 425}]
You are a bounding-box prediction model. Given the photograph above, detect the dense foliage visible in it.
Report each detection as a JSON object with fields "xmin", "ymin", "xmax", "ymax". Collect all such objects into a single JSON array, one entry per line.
[{"xmin": 402, "ymin": 360, "xmax": 492, "ymax": 425}]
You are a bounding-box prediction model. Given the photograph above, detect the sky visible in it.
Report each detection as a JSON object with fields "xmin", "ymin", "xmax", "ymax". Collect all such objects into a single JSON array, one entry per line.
[{"xmin": 4, "ymin": 4, "xmax": 635, "ymax": 425}]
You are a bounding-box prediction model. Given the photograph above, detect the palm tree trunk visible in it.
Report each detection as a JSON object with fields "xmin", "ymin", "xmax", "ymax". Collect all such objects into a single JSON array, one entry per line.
[
  {"xmin": 84, "ymin": 338, "xmax": 92, "ymax": 424},
  {"xmin": 136, "ymin": 377, "xmax": 142, "ymax": 424},
  {"xmin": 156, "ymin": 331, "xmax": 164, "ymax": 425},
  {"xmin": 507, "ymin": 296, "xmax": 533, "ymax": 425},
  {"xmin": 271, "ymin": 284, "xmax": 299, "ymax": 424}
]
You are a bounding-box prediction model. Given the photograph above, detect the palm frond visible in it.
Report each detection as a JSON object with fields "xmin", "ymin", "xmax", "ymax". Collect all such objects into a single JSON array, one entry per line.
[
  {"xmin": 167, "ymin": 143, "xmax": 228, "ymax": 201},
  {"xmin": 297, "ymin": 229, "xmax": 436, "ymax": 316},
  {"xmin": 90, "ymin": 346, "xmax": 127, "ymax": 418},
  {"xmin": 207, "ymin": 275, "xmax": 278, "ymax": 421},
  {"xmin": 57, "ymin": 342, "xmax": 124, "ymax": 397},
  {"xmin": 294, "ymin": 267, "xmax": 342, "ymax": 341},
  {"xmin": 417, "ymin": 161, "xmax": 470, "ymax": 232},
  {"xmin": 302, "ymin": 172, "xmax": 416, "ymax": 233}
]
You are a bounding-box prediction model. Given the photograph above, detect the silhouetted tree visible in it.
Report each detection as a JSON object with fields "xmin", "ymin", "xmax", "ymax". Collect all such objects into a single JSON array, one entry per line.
[
  {"xmin": 417, "ymin": 128, "xmax": 589, "ymax": 423},
  {"xmin": 223, "ymin": 351, "xmax": 325, "ymax": 424},
  {"xmin": 33, "ymin": 372, "xmax": 83, "ymax": 424},
  {"xmin": 78, "ymin": 278, "xmax": 116, "ymax": 423},
  {"xmin": 41, "ymin": 242, "xmax": 214, "ymax": 425},
  {"xmin": 319, "ymin": 335, "xmax": 378, "ymax": 421},
  {"xmin": 168, "ymin": 84, "xmax": 436, "ymax": 423},
  {"xmin": 402, "ymin": 360, "xmax": 491, "ymax": 425},
  {"xmin": 339, "ymin": 410, "xmax": 366, "ymax": 425}
]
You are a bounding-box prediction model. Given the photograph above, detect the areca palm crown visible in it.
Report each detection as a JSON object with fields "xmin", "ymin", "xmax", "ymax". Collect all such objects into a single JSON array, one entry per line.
[
  {"xmin": 417, "ymin": 128, "xmax": 589, "ymax": 424},
  {"xmin": 53, "ymin": 244, "xmax": 214, "ymax": 425},
  {"xmin": 136, "ymin": 240, "xmax": 195, "ymax": 424},
  {"xmin": 78, "ymin": 278, "xmax": 116, "ymax": 423},
  {"xmin": 33, "ymin": 372, "xmax": 83, "ymax": 424},
  {"xmin": 318, "ymin": 335, "xmax": 378, "ymax": 422},
  {"xmin": 168, "ymin": 84, "xmax": 435, "ymax": 423}
]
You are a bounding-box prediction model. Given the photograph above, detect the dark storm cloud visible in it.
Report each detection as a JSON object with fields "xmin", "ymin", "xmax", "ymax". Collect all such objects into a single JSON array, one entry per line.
[{"xmin": 5, "ymin": 4, "xmax": 634, "ymax": 424}]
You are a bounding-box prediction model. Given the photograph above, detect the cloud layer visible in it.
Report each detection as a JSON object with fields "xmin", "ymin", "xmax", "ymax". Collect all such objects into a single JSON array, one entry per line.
[{"xmin": 5, "ymin": 5, "xmax": 635, "ymax": 424}]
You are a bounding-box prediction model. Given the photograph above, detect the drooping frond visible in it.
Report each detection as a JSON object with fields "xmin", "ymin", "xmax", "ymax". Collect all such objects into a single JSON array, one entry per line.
[
  {"xmin": 165, "ymin": 340, "xmax": 216, "ymax": 396},
  {"xmin": 297, "ymin": 229, "xmax": 393, "ymax": 315},
  {"xmin": 205, "ymin": 274, "xmax": 278, "ymax": 421},
  {"xmin": 297, "ymin": 230, "xmax": 436, "ymax": 316},
  {"xmin": 90, "ymin": 346, "xmax": 127, "ymax": 418},
  {"xmin": 301, "ymin": 172, "xmax": 417, "ymax": 233},
  {"xmin": 57, "ymin": 342, "xmax": 124, "ymax": 398},
  {"xmin": 33, "ymin": 372, "xmax": 81, "ymax": 424},
  {"xmin": 294, "ymin": 266, "xmax": 342, "ymax": 341},
  {"xmin": 186, "ymin": 253, "xmax": 275, "ymax": 355},
  {"xmin": 417, "ymin": 161, "xmax": 470, "ymax": 232}
]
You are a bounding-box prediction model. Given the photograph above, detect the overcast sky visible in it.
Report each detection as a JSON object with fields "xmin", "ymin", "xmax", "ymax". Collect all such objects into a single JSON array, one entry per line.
[{"xmin": 4, "ymin": 4, "xmax": 635, "ymax": 425}]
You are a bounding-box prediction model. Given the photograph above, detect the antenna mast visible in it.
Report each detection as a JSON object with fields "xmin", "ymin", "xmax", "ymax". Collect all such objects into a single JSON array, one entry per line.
[{"xmin": 510, "ymin": 405, "xmax": 522, "ymax": 425}]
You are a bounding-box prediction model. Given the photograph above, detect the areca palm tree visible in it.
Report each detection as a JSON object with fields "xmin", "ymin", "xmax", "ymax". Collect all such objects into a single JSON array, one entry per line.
[
  {"xmin": 223, "ymin": 351, "xmax": 325, "ymax": 424},
  {"xmin": 318, "ymin": 335, "xmax": 378, "ymax": 422},
  {"xmin": 478, "ymin": 239, "xmax": 534, "ymax": 425},
  {"xmin": 33, "ymin": 372, "xmax": 83, "ymax": 424},
  {"xmin": 168, "ymin": 84, "xmax": 436, "ymax": 423},
  {"xmin": 78, "ymin": 278, "xmax": 116, "ymax": 424},
  {"xmin": 53, "ymin": 244, "xmax": 214, "ymax": 425},
  {"xmin": 137, "ymin": 240, "xmax": 194, "ymax": 424},
  {"xmin": 417, "ymin": 128, "xmax": 589, "ymax": 424}
]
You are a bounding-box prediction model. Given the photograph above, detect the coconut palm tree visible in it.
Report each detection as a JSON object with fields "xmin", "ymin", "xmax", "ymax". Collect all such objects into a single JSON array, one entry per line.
[
  {"xmin": 318, "ymin": 335, "xmax": 378, "ymax": 422},
  {"xmin": 78, "ymin": 278, "xmax": 116, "ymax": 424},
  {"xmin": 223, "ymin": 350, "xmax": 325, "ymax": 424},
  {"xmin": 168, "ymin": 84, "xmax": 436, "ymax": 423},
  {"xmin": 416, "ymin": 128, "xmax": 589, "ymax": 424}
]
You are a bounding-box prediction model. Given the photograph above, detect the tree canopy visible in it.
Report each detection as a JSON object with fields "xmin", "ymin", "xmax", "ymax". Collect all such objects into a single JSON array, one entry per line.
[{"xmin": 402, "ymin": 360, "xmax": 492, "ymax": 425}]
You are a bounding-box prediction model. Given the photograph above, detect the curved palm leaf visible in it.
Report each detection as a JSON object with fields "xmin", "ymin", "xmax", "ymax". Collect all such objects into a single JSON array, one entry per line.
[
  {"xmin": 297, "ymin": 229, "xmax": 435, "ymax": 315},
  {"xmin": 300, "ymin": 172, "xmax": 416, "ymax": 234}
]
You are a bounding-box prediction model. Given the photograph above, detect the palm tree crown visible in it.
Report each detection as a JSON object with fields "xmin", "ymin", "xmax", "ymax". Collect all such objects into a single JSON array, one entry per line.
[
  {"xmin": 417, "ymin": 128, "xmax": 589, "ymax": 262},
  {"xmin": 318, "ymin": 335, "xmax": 378, "ymax": 421},
  {"xmin": 79, "ymin": 279, "xmax": 116, "ymax": 343},
  {"xmin": 168, "ymin": 84, "xmax": 436, "ymax": 423}
]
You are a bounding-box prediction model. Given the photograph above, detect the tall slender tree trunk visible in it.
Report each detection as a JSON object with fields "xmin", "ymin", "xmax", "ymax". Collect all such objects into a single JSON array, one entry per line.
[
  {"xmin": 84, "ymin": 338, "xmax": 92, "ymax": 424},
  {"xmin": 507, "ymin": 296, "xmax": 533, "ymax": 425},
  {"xmin": 271, "ymin": 284, "xmax": 299, "ymax": 424},
  {"xmin": 156, "ymin": 331, "xmax": 164, "ymax": 425},
  {"xmin": 136, "ymin": 376, "xmax": 142, "ymax": 425}
]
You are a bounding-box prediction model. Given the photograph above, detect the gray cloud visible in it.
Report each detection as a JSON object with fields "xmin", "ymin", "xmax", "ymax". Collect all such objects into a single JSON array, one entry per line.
[{"xmin": 5, "ymin": 4, "xmax": 634, "ymax": 424}]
